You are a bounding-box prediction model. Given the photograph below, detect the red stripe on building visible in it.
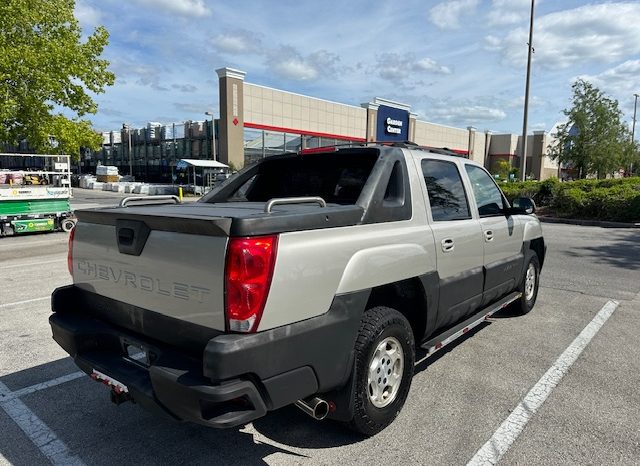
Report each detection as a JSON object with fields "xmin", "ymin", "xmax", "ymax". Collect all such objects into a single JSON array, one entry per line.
[{"xmin": 244, "ymin": 122, "xmax": 366, "ymax": 142}]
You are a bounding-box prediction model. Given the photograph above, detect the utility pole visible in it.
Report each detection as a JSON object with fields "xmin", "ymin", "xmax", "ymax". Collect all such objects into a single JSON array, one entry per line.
[
  {"xmin": 631, "ymin": 93, "xmax": 638, "ymax": 176},
  {"xmin": 632, "ymin": 94, "xmax": 638, "ymax": 142},
  {"xmin": 205, "ymin": 111, "xmax": 216, "ymax": 161},
  {"xmin": 520, "ymin": 0, "xmax": 535, "ymax": 181}
]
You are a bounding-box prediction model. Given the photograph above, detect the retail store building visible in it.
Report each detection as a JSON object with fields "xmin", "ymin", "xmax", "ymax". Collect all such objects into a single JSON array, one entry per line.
[{"xmin": 93, "ymin": 66, "xmax": 558, "ymax": 182}]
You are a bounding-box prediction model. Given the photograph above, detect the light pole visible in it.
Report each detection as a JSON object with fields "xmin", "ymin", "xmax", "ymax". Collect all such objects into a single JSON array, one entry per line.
[
  {"xmin": 123, "ymin": 123, "xmax": 133, "ymax": 176},
  {"xmin": 205, "ymin": 111, "xmax": 216, "ymax": 161},
  {"xmin": 520, "ymin": 0, "xmax": 535, "ymax": 181}
]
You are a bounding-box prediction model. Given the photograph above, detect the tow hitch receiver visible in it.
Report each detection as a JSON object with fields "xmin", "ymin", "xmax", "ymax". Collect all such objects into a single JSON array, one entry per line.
[{"xmin": 110, "ymin": 390, "xmax": 131, "ymax": 406}]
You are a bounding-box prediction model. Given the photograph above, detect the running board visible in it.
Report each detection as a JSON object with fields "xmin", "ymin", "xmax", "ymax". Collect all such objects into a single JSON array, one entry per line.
[{"xmin": 420, "ymin": 291, "xmax": 522, "ymax": 357}]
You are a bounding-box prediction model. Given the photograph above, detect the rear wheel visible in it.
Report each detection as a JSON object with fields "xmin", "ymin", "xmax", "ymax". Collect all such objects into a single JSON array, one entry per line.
[
  {"xmin": 513, "ymin": 253, "xmax": 540, "ymax": 315},
  {"xmin": 346, "ymin": 307, "xmax": 415, "ymax": 436}
]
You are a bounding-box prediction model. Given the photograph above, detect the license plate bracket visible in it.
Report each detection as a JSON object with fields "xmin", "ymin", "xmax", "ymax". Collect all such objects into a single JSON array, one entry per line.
[{"xmin": 90, "ymin": 369, "xmax": 129, "ymax": 394}]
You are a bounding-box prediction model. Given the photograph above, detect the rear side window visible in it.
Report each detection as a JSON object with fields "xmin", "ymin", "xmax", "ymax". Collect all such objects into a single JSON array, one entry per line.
[
  {"xmin": 465, "ymin": 165, "xmax": 506, "ymax": 217},
  {"xmin": 421, "ymin": 159, "xmax": 471, "ymax": 221}
]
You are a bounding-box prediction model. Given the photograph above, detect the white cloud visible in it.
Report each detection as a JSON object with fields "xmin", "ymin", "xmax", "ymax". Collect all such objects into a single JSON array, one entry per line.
[
  {"xmin": 134, "ymin": 0, "xmax": 211, "ymax": 18},
  {"xmin": 171, "ymin": 83, "xmax": 198, "ymax": 93},
  {"xmin": 214, "ymin": 30, "xmax": 263, "ymax": 55},
  {"xmin": 484, "ymin": 35, "xmax": 502, "ymax": 51},
  {"xmin": 75, "ymin": 0, "xmax": 102, "ymax": 28},
  {"xmin": 274, "ymin": 59, "xmax": 318, "ymax": 81},
  {"xmin": 415, "ymin": 58, "xmax": 452, "ymax": 75},
  {"xmin": 505, "ymin": 95, "xmax": 545, "ymax": 109},
  {"xmin": 377, "ymin": 53, "xmax": 451, "ymax": 82},
  {"xmin": 269, "ymin": 48, "xmax": 340, "ymax": 81},
  {"xmin": 487, "ymin": 3, "xmax": 640, "ymax": 69},
  {"xmin": 578, "ymin": 60, "xmax": 640, "ymax": 96},
  {"xmin": 487, "ymin": 0, "xmax": 531, "ymax": 26},
  {"xmin": 110, "ymin": 58, "xmax": 169, "ymax": 91},
  {"xmin": 425, "ymin": 104, "xmax": 507, "ymax": 124},
  {"xmin": 174, "ymin": 102, "xmax": 215, "ymax": 114},
  {"xmin": 429, "ymin": 0, "xmax": 479, "ymax": 29}
]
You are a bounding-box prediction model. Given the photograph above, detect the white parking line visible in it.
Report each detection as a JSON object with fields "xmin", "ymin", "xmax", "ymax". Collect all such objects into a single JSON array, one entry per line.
[
  {"xmin": 0, "ymin": 381, "xmax": 85, "ymax": 465},
  {"xmin": 0, "ymin": 238, "xmax": 65, "ymax": 248},
  {"xmin": 3, "ymin": 258, "xmax": 66, "ymax": 269},
  {"xmin": 0, "ymin": 297, "xmax": 49, "ymax": 308},
  {"xmin": 6, "ymin": 372, "xmax": 85, "ymax": 401},
  {"xmin": 467, "ymin": 300, "xmax": 619, "ymax": 466}
]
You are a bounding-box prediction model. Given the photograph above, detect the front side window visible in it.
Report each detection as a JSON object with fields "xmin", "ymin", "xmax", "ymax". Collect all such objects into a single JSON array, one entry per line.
[
  {"xmin": 421, "ymin": 159, "xmax": 471, "ymax": 221},
  {"xmin": 465, "ymin": 165, "xmax": 506, "ymax": 217}
]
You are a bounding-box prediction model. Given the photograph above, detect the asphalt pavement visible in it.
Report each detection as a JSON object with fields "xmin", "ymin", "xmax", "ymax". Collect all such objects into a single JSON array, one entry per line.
[
  {"xmin": 1, "ymin": 197, "xmax": 638, "ymax": 465},
  {"xmin": 68, "ymin": 187, "xmax": 198, "ymax": 210}
]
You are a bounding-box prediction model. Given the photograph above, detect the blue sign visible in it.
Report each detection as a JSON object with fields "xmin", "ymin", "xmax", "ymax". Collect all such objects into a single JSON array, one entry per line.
[{"xmin": 376, "ymin": 105, "xmax": 409, "ymax": 142}]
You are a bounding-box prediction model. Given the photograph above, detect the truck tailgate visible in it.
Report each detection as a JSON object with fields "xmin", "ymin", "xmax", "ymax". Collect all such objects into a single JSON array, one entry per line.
[{"xmin": 72, "ymin": 205, "xmax": 230, "ymax": 331}]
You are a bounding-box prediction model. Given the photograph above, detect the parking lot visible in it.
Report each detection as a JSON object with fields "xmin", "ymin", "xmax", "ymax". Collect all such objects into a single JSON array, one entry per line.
[{"xmin": 1, "ymin": 190, "xmax": 639, "ymax": 465}]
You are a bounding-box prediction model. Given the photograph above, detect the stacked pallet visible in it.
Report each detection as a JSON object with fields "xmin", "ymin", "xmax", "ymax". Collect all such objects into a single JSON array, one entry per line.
[
  {"xmin": 97, "ymin": 175, "xmax": 119, "ymax": 182},
  {"xmin": 96, "ymin": 165, "xmax": 119, "ymax": 183}
]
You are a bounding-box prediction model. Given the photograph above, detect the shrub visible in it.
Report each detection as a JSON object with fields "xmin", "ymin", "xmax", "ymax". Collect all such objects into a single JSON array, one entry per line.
[
  {"xmin": 550, "ymin": 178, "xmax": 640, "ymax": 221},
  {"xmin": 500, "ymin": 181, "xmax": 541, "ymax": 203},
  {"xmin": 552, "ymin": 188, "xmax": 586, "ymax": 217},
  {"xmin": 499, "ymin": 177, "xmax": 640, "ymax": 221},
  {"xmin": 537, "ymin": 178, "xmax": 560, "ymax": 205},
  {"xmin": 499, "ymin": 178, "xmax": 560, "ymax": 206}
]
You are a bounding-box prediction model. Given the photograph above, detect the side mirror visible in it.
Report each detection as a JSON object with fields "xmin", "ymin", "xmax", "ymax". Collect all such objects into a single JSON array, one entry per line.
[{"xmin": 510, "ymin": 197, "xmax": 536, "ymax": 215}]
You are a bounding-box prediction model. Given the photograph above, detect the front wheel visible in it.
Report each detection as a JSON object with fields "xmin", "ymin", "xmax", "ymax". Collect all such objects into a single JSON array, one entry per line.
[
  {"xmin": 346, "ymin": 306, "xmax": 415, "ymax": 436},
  {"xmin": 513, "ymin": 253, "xmax": 540, "ymax": 315}
]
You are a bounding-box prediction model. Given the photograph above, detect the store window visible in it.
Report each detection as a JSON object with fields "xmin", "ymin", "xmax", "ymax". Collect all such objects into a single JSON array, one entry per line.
[{"xmin": 243, "ymin": 128, "xmax": 360, "ymax": 166}]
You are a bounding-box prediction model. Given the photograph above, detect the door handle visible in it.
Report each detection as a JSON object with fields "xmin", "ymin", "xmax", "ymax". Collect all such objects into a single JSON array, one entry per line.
[
  {"xmin": 484, "ymin": 230, "xmax": 494, "ymax": 242},
  {"xmin": 441, "ymin": 238, "xmax": 455, "ymax": 252}
]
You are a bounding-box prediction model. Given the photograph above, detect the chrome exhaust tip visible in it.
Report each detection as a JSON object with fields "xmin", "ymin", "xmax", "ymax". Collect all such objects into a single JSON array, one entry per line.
[{"xmin": 295, "ymin": 397, "xmax": 329, "ymax": 420}]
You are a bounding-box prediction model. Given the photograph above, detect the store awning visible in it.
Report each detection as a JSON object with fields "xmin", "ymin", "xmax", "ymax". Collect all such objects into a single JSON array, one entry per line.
[{"xmin": 176, "ymin": 159, "xmax": 228, "ymax": 169}]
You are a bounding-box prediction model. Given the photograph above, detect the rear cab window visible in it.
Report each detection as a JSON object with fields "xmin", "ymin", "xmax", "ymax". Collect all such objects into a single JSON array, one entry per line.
[{"xmin": 204, "ymin": 150, "xmax": 379, "ymax": 205}]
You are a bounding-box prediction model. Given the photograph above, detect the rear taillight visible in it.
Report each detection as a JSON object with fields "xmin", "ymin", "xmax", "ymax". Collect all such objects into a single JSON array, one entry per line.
[
  {"xmin": 225, "ymin": 235, "xmax": 278, "ymax": 333},
  {"xmin": 67, "ymin": 226, "xmax": 75, "ymax": 276}
]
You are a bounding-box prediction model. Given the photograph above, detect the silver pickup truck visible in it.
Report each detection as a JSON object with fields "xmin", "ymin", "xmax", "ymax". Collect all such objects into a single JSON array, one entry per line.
[{"xmin": 50, "ymin": 144, "xmax": 545, "ymax": 435}]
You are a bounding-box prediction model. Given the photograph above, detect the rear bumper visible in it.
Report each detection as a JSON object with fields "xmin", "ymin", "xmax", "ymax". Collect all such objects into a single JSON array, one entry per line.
[
  {"xmin": 50, "ymin": 311, "xmax": 269, "ymax": 427},
  {"xmin": 50, "ymin": 285, "xmax": 367, "ymax": 428}
]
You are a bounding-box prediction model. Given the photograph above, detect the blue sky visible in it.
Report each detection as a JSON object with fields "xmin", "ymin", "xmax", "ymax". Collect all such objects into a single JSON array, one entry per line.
[{"xmin": 75, "ymin": 0, "xmax": 640, "ymax": 135}]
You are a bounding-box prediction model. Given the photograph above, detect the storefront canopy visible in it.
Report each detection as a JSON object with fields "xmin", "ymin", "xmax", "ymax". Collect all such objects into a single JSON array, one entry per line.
[{"xmin": 176, "ymin": 159, "xmax": 228, "ymax": 169}]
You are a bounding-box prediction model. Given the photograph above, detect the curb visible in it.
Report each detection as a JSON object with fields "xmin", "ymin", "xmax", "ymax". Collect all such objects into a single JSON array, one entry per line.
[{"xmin": 538, "ymin": 216, "xmax": 640, "ymax": 229}]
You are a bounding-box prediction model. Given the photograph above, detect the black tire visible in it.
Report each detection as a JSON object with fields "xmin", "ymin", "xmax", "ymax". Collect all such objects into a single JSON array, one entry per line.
[
  {"xmin": 346, "ymin": 306, "xmax": 415, "ymax": 436},
  {"xmin": 61, "ymin": 218, "xmax": 76, "ymax": 233},
  {"xmin": 513, "ymin": 253, "xmax": 540, "ymax": 315}
]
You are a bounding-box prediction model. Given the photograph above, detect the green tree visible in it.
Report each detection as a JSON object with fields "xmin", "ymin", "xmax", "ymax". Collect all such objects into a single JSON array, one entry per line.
[
  {"xmin": 548, "ymin": 79, "xmax": 638, "ymax": 178},
  {"xmin": 0, "ymin": 0, "xmax": 114, "ymax": 159},
  {"xmin": 492, "ymin": 159, "xmax": 511, "ymax": 180}
]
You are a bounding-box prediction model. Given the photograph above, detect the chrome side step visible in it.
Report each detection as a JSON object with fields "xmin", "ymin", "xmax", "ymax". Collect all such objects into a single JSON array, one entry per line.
[{"xmin": 420, "ymin": 291, "xmax": 522, "ymax": 357}]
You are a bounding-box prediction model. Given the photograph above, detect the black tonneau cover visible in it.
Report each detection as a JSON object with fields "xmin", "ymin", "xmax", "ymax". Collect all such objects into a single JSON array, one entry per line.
[{"xmin": 75, "ymin": 202, "xmax": 365, "ymax": 237}]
